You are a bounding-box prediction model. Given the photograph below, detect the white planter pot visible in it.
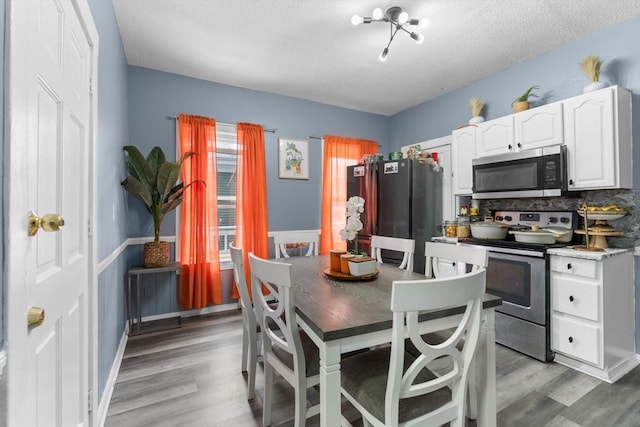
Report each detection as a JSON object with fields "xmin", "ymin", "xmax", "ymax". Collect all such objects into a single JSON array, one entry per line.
[
  {"xmin": 583, "ymin": 81, "xmax": 609, "ymax": 94},
  {"xmin": 348, "ymin": 258, "xmax": 377, "ymax": 276},
  {"xmin": 469, "ymin": 116, "xmax": 485, "ymax": 125}
]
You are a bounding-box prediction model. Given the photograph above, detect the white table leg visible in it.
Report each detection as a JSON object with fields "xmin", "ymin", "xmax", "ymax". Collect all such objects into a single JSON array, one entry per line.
[
  {"xmin": 319, "ymin": 342, "xmax": 342, "ymax": 427},
  {"xmin": 476, "ymin": 308, "xmax": 497, "ymax": 427}
]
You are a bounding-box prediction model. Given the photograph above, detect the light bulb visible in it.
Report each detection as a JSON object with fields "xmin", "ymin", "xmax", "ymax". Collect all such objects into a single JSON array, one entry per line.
[
  {"xmin": 351, "ymin": 14, "xmax": 363, "ymax": 26},
  {"xmin": 411, "ymin": 32, "xmax": 425, "ymax": 44},
  {"xmin": 379, "ymin": 48, "xmax": 389, "ymax": 62},
  {"xmin": 398, "ymin": 11, "xmax": 409, "ymax": 24},
  {"xmin": 420, "ymin": 17, "xmax": 430, "ymax": 28},
  {"xmin": 372, "ymin": 8, "xmax": 383, "ymax": 20}
]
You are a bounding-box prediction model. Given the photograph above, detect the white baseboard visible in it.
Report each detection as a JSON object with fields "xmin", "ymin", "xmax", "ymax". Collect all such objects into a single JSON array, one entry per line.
[
  {"xmin": 96, "ymin": 326, "xmax": 129, "ymax": 427},
  {"xmin": 141, "ymin": 302, "xmax": 240, "ymax": 323}
]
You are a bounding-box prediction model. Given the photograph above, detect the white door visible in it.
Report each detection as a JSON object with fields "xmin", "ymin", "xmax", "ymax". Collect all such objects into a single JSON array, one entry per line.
[{"xmin": 6, "ymin": 1, "xmax": 97, "ymax": 426}]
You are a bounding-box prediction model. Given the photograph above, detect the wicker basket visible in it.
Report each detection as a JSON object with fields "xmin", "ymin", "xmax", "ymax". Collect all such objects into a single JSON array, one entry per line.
[{"xmin": 143, "ymin": 241, "xmax": 170, "ymax": 267}]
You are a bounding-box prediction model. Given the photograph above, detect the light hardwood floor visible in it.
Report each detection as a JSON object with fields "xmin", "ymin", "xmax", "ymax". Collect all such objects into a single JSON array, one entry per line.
[{"xmin": 104, "ymin": 310, "xmax": 640, "ymax": 427}]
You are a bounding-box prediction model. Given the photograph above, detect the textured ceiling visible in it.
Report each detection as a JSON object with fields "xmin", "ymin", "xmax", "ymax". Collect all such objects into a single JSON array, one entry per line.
[{"xmin": 113, "ymin": 0, "xmax": 640, "ymax": 116}]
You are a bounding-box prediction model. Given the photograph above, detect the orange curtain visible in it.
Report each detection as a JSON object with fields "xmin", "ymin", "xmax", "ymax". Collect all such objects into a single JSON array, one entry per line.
[
  {"xmin": 177, "ymin": 114, "xmax": 222, "ymax": 308},
  {"xmin": 233, "ymin": 122, "xmax": 269, "ymax": 299},
  {"xmin": 320, "ymin": 135, "xmax": 378, "ymax": 254}
]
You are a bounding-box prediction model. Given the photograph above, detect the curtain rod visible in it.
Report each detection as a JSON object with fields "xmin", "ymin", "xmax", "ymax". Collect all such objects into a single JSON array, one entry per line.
[{"xmin": 167, "ymin": 115, "xmax": 276, "ymax": 133}]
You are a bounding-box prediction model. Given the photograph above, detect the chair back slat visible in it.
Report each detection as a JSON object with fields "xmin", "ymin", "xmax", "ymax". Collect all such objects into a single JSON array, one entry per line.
[
  {"xmin": 424, "ymin": 241, "xmax": 488, "ymax": 278},
  {"xmin": 272, "ymin": 231, "xmax": 319, "ymax": 258},
  {"xmin": 370, "ymin": 235, "xmax": 415, "ymax": 271}
]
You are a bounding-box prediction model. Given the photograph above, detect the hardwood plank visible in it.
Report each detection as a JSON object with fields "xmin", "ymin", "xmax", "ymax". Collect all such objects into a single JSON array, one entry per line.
[{"xmin": 104, "ymin": 309, "xmax": 640, "ymax": 427}]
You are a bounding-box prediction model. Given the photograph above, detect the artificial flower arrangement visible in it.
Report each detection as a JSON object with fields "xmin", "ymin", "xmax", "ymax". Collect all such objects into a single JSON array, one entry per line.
[{"xmin": 339, "ymin": 196, "xmax": 367, "ymax": 255}]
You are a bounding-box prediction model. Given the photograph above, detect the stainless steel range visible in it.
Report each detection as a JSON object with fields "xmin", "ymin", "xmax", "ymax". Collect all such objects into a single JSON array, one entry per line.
[{"xmin": 460, "ymin": 211, "xmax": 576, "ymax": 362}]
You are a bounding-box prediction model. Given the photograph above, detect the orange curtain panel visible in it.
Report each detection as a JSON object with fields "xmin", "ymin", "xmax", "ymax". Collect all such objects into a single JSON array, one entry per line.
[
  {"xmin": 320, "ymin": 135, "xmax": 378, "ymax": 254},
  {"xmin": 233, "ymin": 122, "xmax": 269, "ymax": 299},
  {"xmin": 177, "ymin": 114, "xmax": 222, "ymax": 308}
]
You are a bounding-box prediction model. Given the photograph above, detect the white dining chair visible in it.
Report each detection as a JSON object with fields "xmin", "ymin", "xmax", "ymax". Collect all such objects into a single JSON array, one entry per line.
[
  {"xmin": 370, "ymin": 235, "xmax": 415, "ymax": 271},
  {"xmin": 422, "ymin": 241, "xmax": 489, "ymax": 419},
  {"xmin": 230, "ymin": 243, "xmax": 262, "ymax": 400},
  {"xmin": 272, "ymin": 231, "xmax": 319, "ymax": 259},
  {"xmin": 340, "ymin": 268, "xmax": 486, "ymax": 427},
  {"xmin": 248, "ymin": 252, "xmax": 320, "ymax": 427}
]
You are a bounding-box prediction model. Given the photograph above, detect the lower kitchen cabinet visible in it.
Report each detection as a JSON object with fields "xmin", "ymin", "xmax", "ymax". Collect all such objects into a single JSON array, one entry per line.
[{"xmin": 548, "ymin": 248, "xmax": 637, "ymax": 383}]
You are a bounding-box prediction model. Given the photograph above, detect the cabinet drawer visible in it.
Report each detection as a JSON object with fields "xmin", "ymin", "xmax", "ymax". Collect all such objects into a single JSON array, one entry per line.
[
  {"xmin": 550, "ymin": 256, "xmax": 598, "ymax": 278},
  {"xmin": 552, "ymin": 277, "xmax": 599, "ymax": 321},
  {"xmin": 552, "ymin": 315, "xmax": 601, "ymax": 366}
]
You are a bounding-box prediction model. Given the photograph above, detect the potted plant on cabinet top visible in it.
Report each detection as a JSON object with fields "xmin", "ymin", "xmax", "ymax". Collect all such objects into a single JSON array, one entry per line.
[
  {"xmin": 512, "ymin": 85, "xmax": 539, "ymax": 113},
  {"xmin": 468, "ymin": 97, "xmax": 485, "ymax": 124},
  {"xmin": 121, "ymin": 145, "xmax": 203, "ymax": 267},
  {"xmin": 580, "ymin": 55, "xmax": 608, "ymax": 93}
]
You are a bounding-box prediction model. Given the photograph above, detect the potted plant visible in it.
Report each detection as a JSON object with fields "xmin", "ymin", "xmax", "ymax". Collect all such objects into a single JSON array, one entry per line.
[
  {"xmin": 580, "ymin": 55, "xmax": 608, "ymax": 93},
  {"xmin": 121, "ymin": 145, "xmax": 203, "ymax": 267},
  {"xmin": 468, "ymin": 97, "xmax": 485, "ymax": 124},
  {"xmin": 512, "ymin": 85, "xmax": 539, "ymax": 113}
]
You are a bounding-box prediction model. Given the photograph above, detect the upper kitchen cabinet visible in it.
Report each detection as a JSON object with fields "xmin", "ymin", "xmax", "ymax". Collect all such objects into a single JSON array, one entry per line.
[
  {"xmin": 451, "ymin": 126, "xmax": 476, "ymax": 195},
  {"xmin": 476, "ymin": 103, "xmax": 564, "ymax": 158},
  {"xmin": 564, "ymin": 86, "xmax": 632, "ymax": 191},
  {"xmin": 476, "ymin": 116, "xmax": 514, "ymax": 157}
]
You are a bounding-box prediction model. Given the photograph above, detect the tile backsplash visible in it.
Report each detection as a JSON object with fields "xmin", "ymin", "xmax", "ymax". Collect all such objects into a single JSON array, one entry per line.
[{"xmin": 481, "ymin": 189, "xmax": 638, "ymax": 248}]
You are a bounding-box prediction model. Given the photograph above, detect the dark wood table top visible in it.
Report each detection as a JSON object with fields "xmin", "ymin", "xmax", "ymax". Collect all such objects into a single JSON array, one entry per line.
[{"xmin": 281, "ymin": 255, "xmax": 502, "ymax": 342}]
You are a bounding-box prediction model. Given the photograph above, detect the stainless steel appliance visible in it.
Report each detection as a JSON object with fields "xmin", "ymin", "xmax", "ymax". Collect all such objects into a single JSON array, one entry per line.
[
  {"xmin": 472, "ymin": 145, "xmax": 567, "ymax": 199},
  {"xmin": 461, "ymin": 210, "xmax": 575, "ymax": 362},
  {"xmin": 347, "ymin": 158, "xmax": 443, "ymax": 274}
]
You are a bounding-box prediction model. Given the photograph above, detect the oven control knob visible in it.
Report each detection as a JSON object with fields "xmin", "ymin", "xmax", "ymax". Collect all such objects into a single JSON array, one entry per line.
[
  {"xmin": 495, "ymin": 216, "xmax": 503, "ymax": 221},
  {"xmin": 560, "ymin": 217, "xmax": 570, "ymax": 223},
  {"xmin": 504, "ymin": 216, "xmax": 512, "ymax": 221},
  {"xmin": 569, "ymin": 295, "xmax": 574, "ymax": 302},
  {"xmin": 549, "ymin": 217, "xmax": 558, "ymax": 223}
]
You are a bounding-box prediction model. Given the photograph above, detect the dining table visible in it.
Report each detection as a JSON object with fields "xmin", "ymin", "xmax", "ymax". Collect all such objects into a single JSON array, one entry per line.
[{"xmin": 280, "ymin": 254, "xmax": 502, "ymax": 427}]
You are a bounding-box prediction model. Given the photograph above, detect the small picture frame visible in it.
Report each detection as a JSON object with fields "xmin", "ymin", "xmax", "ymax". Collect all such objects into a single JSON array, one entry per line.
[
  {"xmin": 353, "ymin": 166, "xmax": 365, "ymax": 177},
  {"xmin": 278, "ymin": 138, "xmax": 309, "ymax": 180},
  {"xmin": 383, "ymin": 161, "xmax": 399, "ymax": 174}
]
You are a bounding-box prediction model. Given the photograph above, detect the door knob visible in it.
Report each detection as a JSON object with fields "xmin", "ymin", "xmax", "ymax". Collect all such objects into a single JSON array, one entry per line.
[
  {"xmin": 28, "ymin": 211, "xmax": 65, "ymax": 236},
  {"xmin": 27, "ymin": 306, "xmax": 45, "ymax": 328}
]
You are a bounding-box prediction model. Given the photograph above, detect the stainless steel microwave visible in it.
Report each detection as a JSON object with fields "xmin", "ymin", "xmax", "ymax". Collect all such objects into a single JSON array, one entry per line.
[{"xmin": 472, "ymin": 145, "xmax": 567, "ymax": 199}]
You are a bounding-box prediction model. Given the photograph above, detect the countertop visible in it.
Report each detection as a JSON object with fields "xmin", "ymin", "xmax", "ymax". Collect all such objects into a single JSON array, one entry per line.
[{"xmin": 546, "ymin": 246, "xmax": 632, "ymax": 260}]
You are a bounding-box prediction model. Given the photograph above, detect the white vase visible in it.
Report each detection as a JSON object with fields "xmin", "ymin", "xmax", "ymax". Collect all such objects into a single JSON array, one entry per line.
[
  {"xmin": 469, "ymin": 116, "xmax": 485, "ymax": 125},
  {"xmin": 583, "ymin": 81, "xmax": 609, "ymax": 94}
]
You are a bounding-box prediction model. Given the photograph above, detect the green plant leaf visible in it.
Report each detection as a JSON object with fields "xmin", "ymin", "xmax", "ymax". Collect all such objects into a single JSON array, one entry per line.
[
  {"xmin": 121, "ymin": 176, "xmax": 153, "ymax": 210},
  {"xmin": 123, "ymin": 146, "xmax": 154, "ymax": 187},
  {"xmin": 156, "ymin": 162, "xmax": 181, "ymax": 197}
]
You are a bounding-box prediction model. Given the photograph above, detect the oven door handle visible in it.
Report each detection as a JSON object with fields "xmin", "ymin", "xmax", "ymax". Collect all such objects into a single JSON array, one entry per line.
[{"xmin": 462, "ymin": 243, "xmax": 546, "ymax": 258}]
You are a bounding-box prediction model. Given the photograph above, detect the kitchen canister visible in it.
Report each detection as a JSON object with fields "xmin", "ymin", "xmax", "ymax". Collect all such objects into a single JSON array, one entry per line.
[{"xmin": 330, "ymin": 249, "xmax": 347, "ymax": 271}]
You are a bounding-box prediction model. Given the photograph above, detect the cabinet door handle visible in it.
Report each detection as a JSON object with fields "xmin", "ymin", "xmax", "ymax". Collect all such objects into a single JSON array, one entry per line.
[
  {"xmin": 569, "ymin": 295, "xmax": 574, "ymax": 302},
  {"xmin": 568, "ymin": 337, "xmax": 574, "ymax": 343},
  {"xmin": 517, "ymin": 143, "xmax": 522, "ymax": 149},
  {"xmin": 567, "ymin": 263, "xmax": 572, "ymax": 270},
  {"xmin": 569, "ymin": 179, "xmax": 574, "ymax": 186},
  {"xmin": 508, "ymin": 144, "xmax": 513, "ymax": 150}
]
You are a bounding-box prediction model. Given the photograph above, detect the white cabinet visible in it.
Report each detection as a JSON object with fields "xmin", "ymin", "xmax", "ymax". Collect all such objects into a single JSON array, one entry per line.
[
  {"xmin": 451, "ymin": 126, "xmax": 476, "ymax": 195},
  {"xmin": 476, "ymin": 116, "xmax": 514, "ymax": 157},
  {"xmin": 564, "ymin": 86, "xmax": 632, "ymax": 191},
  {"xmin": 515, "ymin": 103, "xmax": 564, "ymax": 150},
  {"xmin": 475, "ymin": 103, "xmax": 564, "ymax": 158},
  {"xmin": 549, "ymin": 250, "xmax": 637, "ymax": 383}
]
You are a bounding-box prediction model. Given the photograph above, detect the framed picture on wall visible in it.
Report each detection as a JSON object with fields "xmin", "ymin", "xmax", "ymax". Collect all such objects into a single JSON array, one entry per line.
[{"xmin": 278, "ymin": 138, "xmax": 309, "ymax": 180}]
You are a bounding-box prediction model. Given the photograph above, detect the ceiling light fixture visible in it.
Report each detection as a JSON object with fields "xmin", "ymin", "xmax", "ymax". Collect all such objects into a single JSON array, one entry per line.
[{"xmin": 352, "ymin": 6, "xmax": 428, "ymax": 62}]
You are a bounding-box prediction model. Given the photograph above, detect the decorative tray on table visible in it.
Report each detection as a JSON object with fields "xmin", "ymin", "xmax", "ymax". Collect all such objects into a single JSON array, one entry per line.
[{"xmin": 323, "ymin": 267, "xmax": 379, "ymax": 281}]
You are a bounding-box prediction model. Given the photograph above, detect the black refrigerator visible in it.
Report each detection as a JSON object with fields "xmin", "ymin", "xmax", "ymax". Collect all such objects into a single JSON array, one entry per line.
[{"xmin": 347, "ymin": 158, "xmax": 442, "ymax": 274}]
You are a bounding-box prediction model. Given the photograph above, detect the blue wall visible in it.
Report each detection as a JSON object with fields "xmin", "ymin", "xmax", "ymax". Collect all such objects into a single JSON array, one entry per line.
[
  {"xmin": 126, "ymin": 67, "xmax": 390, "ymax": 234},
  {"xmin": 390, "ymin": 16, "xmax": 640, "ymax": 151},
  {"xmin": 86, "ymin": 0, "xmax": 130, "ymax": 403}
]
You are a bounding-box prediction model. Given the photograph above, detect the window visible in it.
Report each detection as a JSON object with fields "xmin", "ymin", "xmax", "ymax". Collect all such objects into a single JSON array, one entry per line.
[{"xmin": 215, "ymin": 123, "xmax": 238, "ymax": 258}]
